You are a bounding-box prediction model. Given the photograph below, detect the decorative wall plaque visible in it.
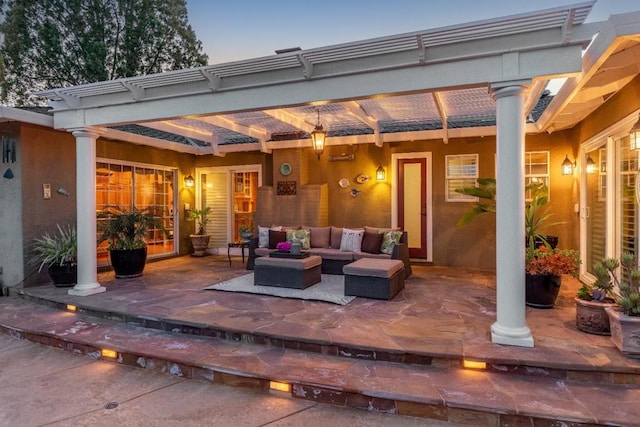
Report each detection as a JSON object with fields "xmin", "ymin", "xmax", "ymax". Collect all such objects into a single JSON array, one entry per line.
[{"xmin": 277, "ymin": 180, "xmax": 296, "ymax": 195}]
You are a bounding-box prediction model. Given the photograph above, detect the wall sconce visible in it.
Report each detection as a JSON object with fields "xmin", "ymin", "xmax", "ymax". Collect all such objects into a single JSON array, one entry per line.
[
  {"xmin": 184, "ymin": 174, "xmax": 195, "ymax": 188},
  {"xmin": 310, "ymin": 108, "xmax": 326, "ymax": 160},
  {"xmin": 376, "ymin": 165, "xmax": 386, "ymax": 181},
  {"xmin": 630, "ymin": 112, "xmax": 640, "ymax": 151},
  {"xmin": 561, "ymin": 154, "xmax": 575, "ymax": 175},
  {"xmin": 586, "ymin": 155, "xmax": 596, "ymax": 174}
]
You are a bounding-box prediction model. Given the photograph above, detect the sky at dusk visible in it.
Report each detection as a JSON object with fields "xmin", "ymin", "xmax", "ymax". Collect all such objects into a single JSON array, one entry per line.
[{"xmin": 186, "ymin": 0, "xmax": 640, "ymax": 65}]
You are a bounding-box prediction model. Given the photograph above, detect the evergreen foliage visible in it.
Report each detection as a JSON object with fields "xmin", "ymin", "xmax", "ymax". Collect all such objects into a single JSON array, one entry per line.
[{"xmin": 0, "ymin": 0, "xmax": 208, "ymax": 105}]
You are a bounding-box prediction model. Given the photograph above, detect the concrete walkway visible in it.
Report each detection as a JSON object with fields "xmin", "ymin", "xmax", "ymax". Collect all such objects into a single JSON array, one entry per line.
[{"xmin": 0, "ymin": 334, "xmax": 461, "ymax": 426}]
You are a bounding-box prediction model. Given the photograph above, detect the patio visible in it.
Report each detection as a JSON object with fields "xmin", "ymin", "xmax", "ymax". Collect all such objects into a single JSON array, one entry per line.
[{"xmin": 3, "ymin": 254, "xmax": 640, "ymax": 424}]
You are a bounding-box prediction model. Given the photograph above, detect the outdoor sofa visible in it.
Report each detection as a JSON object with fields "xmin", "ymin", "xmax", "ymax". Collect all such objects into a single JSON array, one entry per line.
[{"xmin": 246, "ymin": 225, "xmax": 412, "ymax": 278}]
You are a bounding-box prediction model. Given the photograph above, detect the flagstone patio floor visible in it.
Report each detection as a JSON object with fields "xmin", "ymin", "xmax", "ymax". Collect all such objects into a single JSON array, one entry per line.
[{"xmin": 2, "ymin": 254, "xmax": 640, "ymax": 425}]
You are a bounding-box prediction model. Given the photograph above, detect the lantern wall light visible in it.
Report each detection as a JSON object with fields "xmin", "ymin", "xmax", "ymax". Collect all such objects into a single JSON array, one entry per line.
[
  {"xmin": 376, "ymin": 165, "xmax": 386, "ymax": 181},
  {"xmin": 184, "ymin": 174, "xmax": 195, "ymax": 188},
  {"xmin": 586, "ymin": 155, "xmax": 596, "ymax": 175},
  {"xmin": 561, "ymin": 154, "xmax": 575, "ymax": 175}
]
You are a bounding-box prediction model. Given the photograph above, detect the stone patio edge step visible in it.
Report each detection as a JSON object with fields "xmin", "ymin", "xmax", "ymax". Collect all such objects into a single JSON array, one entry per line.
[
  {"xmin": 0, "ymin": 296, "xmax": 636, "ymax": 426},
  {"xmin": 18, "ymin": 289, "xmax": 640, "ymax": 388}
]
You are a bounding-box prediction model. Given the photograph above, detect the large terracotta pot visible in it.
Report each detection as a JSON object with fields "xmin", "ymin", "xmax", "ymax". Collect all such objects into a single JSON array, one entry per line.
[
  {"xmin": 605, "ymin": 307, "xmax": 640, "ymax": 357},
  {"xmin": 525, "ymin": 274, "xmax": 562, "ymax": 309},
  {"xmin": 575, "ymin": 297, "xmax": 616, "ymax": 335},
  {"xmin": 109, "ymin": 247, "xmax": 147, "ymax": 278},
  {"xmin": 189, "ymin": 234, "xmax": 211, "ymax": 257}
]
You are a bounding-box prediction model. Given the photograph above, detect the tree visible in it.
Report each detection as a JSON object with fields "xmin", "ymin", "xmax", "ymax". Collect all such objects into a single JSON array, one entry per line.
[{"xmin": 0, "ymin": 0, "xmax": 208, "ymax": 105}]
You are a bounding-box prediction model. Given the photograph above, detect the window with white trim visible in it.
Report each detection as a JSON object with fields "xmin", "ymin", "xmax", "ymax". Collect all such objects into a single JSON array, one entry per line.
[
  {"xmin": 524, "ymin": 151, "xmax": 550, "ymax": 201},
  {"xmin": 446, "ymin": 154, "xmax": 478, "ymax": 202}
]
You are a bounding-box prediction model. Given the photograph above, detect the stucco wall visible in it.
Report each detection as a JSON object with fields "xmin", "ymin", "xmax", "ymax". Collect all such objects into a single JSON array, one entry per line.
[
  {"xmin": 0, "ymin": 123, "xmax": 23, "ymax": 288},
  {"xmin": 20, "ymin": 124, "xmax": 77, "ymax": 287}
]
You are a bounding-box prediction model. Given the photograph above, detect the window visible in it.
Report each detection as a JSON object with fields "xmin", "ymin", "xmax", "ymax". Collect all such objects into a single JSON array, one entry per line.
[
  {"xmin": 446, "ymin": 154, "xmax": 478, "ymax": 201},
  {"xmin": 96, "ymin": 160, "xmax": 176, "ymax": 264},
  {"xmin": 524, "ymin": 151, "xmax": 549, "ymax": 201}
]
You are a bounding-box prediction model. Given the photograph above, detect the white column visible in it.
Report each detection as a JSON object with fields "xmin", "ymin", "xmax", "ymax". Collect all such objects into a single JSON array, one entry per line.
[
  {"xmin": 68, "ymin": 129, "xmax": 106, "ymax": 297},
  {"xmin": 490, "ymin": 84, "xmax": 533, "ymax": 347}
]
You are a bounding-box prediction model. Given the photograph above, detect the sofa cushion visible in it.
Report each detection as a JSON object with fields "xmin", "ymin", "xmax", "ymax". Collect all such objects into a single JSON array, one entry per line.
[
  {"xmin": 310, "ymin": 248, "xmax": 355, "ymax": 261},
  {"xmin": 340, "ymin": 228, "xmax": 364, "ymax": 252},
  {"xmin": 381, "ymin": 230, "xmax": 404, "ymax": 254},
  {"xmin": 364, "ymin": 226, "xmax": 401, "ymax": 234},
  {"xmin": 258, "ymin": 225, "xmax": 282, "ymax": 248},
  {"xmin": 287, "ymin": 228, "xmax": 311, "ymax": 250},
  {"xmin": 268, "ymin": 230, "xmax": 287, "ymax": 249},
  {"xmin": 255, "ymin": 247, "xmax": 272, "ymax": 257},
  {"xmin": 305, "ymin": 226, "xmax": 330, "ymax": 248},
  {"xmin": 361, "ymin": 231, "xmax": 383, "ymax": 254},
  {"xmin": 354, "ymin": 251, "xmax": 391, "ymax": 260},
  {"xmin": 330, "ymin": 226, "xmax": 343, "ymax": 249}
]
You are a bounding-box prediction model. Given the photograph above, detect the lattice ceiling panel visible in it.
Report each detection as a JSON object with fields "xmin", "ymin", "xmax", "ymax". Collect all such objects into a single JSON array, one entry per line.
[
  {"xmin": 360, "ymin": 93, "xmax": 440, "ymax": 125},
  {"xmin": 442, "ymin": 88, "xmax": 495, "ymax": 119}
]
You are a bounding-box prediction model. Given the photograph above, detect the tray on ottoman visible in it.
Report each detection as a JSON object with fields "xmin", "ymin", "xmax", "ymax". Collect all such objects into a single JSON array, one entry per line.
[
  {"xmin": 254, "ymin": 255, "xmax": 321, "ymax": 289},
  {"xmin": 269, "ymin": 251, "xmax": 310, "ymax": 259},
  {"xmin": 343, "ymin": 258, "xmax": 405, "ymax": 300}
]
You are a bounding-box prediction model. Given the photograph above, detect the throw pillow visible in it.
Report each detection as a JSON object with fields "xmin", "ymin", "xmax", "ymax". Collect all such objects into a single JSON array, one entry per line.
[
  {"xmin": 259, "ymin": 225, "xmax": 282, "ymax": 248},
  {"xmin": 306, "ymin": 226, "xmax": 330, "ymax": 248},
  {"xmin": 340, "ymin": 228, "xmax": 364, "ymax": 252},
  {"xmin": 361, "ymin": 231, "xmax": 383, "ymax": 254},
  {"xmin": 330, "ymin": 226, "xmax": 344, "ymax": 249},
  {"xmin": 286, "ymin": 228, "xmax": 311, "ymax": 250},
  {"xmin": 381, "ymin": 230, "xmax": 403, "ymax": 254},
  {"xmin": 268, "ymin": 230, "xmax": 287, "ymax": 249}
]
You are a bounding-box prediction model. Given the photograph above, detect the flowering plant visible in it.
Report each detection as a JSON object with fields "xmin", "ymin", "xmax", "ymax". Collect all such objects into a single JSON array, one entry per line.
[
  {"xmin": 525, "ymin": 246, "xmax": 580, "ymax": 277},
  {"xmin": 276, "ymin": 241, "xmax": 291, "ymax": 252}
]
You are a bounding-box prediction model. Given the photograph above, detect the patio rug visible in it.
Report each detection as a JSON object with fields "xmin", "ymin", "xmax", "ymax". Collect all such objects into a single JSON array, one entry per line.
[{"xmin": 204, "ymin": 273, "xmax": 355, "ymax": 305}]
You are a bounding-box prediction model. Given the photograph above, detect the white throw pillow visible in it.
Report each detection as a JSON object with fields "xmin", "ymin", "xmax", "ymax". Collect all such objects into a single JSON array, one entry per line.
[
  {"xmin": 339, "ymin": 228, "xmax": 364, "ymax": 252},
  {"xmin": 258, "ymin": 225, "xmax": 282, "ymax": 248}
]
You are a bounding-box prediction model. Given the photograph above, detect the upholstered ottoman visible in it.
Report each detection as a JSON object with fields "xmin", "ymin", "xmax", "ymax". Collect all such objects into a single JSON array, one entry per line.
[
  {"xmin": 254, "ymin": 255, "xmax": 322, "ymax": 289},
  {"xmin": 343, "ymin": 258, "xmax": 405, "ymax": 300}
]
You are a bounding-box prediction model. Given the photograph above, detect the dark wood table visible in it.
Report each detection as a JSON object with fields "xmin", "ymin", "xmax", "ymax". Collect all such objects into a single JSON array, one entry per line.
[{"xmin": 227, "ymin": 242, "xmax": 250, "ymax": 266}]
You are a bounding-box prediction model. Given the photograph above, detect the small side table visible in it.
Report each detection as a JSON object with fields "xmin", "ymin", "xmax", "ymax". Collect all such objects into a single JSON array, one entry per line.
[{"xmin": 227, "ymin": 242, "xmax": 250, "ymax": 267}]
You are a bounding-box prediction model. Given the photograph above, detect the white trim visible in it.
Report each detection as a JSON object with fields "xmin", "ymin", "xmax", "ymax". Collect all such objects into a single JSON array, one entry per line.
[
  {"xmin": 0, "ymin": 106, "xmax": 53, "ymax": 128},
  {"xmin": 391, "ymin": 152, "xmax": 433, "ymax": 262},
  {"xmin": 195, "ymin": 164, "xmax": 263, "ymax": 253}
]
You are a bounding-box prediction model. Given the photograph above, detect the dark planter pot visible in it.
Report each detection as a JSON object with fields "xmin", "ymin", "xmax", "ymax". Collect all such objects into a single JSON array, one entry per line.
[
  {"xmin": 109, "ymin": 247, "xmax": 147, "ymax": 279},
  {"xmin": 525, "ymin": 273, "xmax": 562, "ymax": 309},
  {"xmin": 48, "ymin": 263, "xmax": 77, "ymax": 287}
]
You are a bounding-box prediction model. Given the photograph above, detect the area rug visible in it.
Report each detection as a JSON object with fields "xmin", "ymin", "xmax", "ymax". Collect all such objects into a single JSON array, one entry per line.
[{"xmin": 204, "ymin": 273, "xmax": 355, "ymax": 305}]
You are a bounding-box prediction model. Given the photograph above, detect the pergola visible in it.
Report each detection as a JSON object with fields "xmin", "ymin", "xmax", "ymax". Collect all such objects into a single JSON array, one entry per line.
[{"xmin": 35, "ymin": 2, "xmax": 640, "ymax": 347}]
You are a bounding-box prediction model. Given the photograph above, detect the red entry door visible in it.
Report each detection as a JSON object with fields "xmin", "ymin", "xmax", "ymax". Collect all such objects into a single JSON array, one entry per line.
[{"xmin": 398, "ymin": 158, "xmax": 427, "ymax": 259}]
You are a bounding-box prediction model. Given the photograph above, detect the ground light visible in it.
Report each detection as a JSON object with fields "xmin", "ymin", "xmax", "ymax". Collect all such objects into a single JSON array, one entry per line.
[
  {"xmin": 462, "ymin": 359, "xmax": 487, "ymax": 370},
  {"xmin": 269, "ymin": 380, "xmax": 292, "ymax": 397},
  {"xmin": 66, "ymin": 304, "xmax": 77, "ymax": 312},
  {"xmin": 101, "ymin": 349, "xmax": 118, "ymax": 359}
]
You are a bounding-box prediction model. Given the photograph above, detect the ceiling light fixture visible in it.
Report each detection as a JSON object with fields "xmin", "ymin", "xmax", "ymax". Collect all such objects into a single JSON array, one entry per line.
[{"xmin": 310, "ymin": 108, "xmax": 326, "ymax": 160}]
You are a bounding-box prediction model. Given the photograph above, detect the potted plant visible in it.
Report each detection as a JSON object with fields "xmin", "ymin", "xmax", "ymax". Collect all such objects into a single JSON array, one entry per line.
[
  {"xmin": 525, "ymin": 245, "xmax": 580, "ymax": 308},
  {"xmin": 31, "ymin": 224, "xmax": 77, "ymax": 287},
  {"xmin": 98, "ymin": 206, "xmax": 166, "ymax": 278},
  {"xmin": 604, "ymin": 252, "xmax": 640, "ymax": 356},
  {"xmin": 575, "ymin": 258, "xmax": 618, "ymax": 335},
  {"xmin": 187, "ymin": 207, "xmax": 212, "ymax": 256},
  {"xmin": 238, "ymin": 224, "xmax": 254, "ymax": 242}
]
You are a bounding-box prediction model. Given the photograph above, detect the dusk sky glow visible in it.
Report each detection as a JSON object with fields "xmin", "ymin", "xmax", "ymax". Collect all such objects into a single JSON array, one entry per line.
[{"xmin": 186, "ymin": 0, "xmax": 639, "ymax": 65}]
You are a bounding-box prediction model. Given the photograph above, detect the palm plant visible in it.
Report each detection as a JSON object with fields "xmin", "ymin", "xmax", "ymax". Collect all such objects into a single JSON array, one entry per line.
[
  {"xmin": 187, "ymin": 207, "xmax": 212, "ymax": 235},
  {"xmin": 98, "ymin": 206, "xmax": 166, "ymax": 250}
]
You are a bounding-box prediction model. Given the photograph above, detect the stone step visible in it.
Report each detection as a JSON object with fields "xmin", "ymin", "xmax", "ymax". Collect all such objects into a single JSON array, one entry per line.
[
  {"xmin": 19, "ymin": 289, "xmax": 640, "ymax": 388},
  {"xmin": 0, "ymin": 296, "xmax": 638, "ymax": 426}
]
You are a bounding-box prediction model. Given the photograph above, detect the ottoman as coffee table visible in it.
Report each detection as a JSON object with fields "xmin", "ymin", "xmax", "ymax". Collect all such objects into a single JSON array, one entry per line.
[
  {"xmin": 343, "ymin": 258, "xmax": 405, "ymax": 300},
  {"xmin": 254, "ymin": 255, "xmax": 322, "ymax": 289}
]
